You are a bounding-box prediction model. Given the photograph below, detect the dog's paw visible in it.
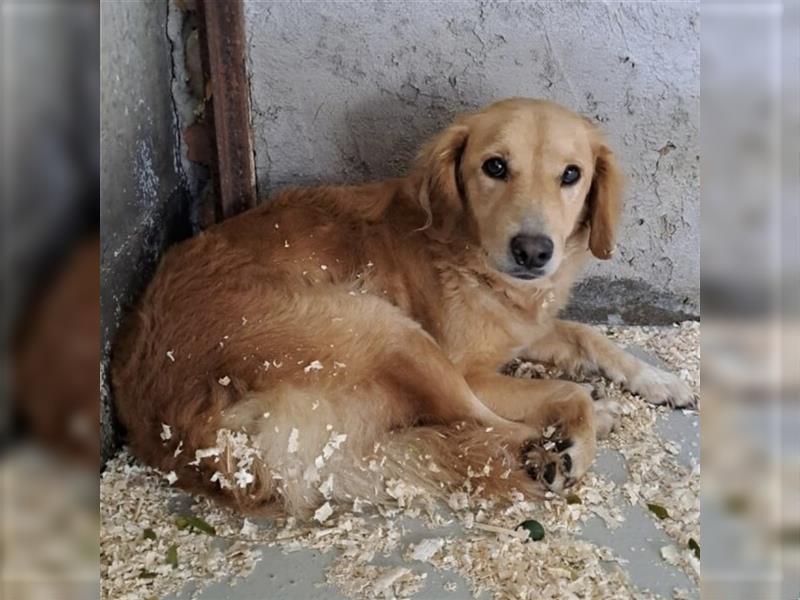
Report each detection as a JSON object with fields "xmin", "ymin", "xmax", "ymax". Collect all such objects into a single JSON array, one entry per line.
[
  {"xmin": 627, "ymin": 365, "xmax": 697, "ymax": 408},
  {"xmin": 592, "ymin": 393, "xmax": 622, "ymax": 439},
  {"xmin": 521, "ymin": 433, "xmax": 593, "ymax": 494},
  {"xmin": 577, "ymin": 384, "xmax": 621, "ymax": 439}
]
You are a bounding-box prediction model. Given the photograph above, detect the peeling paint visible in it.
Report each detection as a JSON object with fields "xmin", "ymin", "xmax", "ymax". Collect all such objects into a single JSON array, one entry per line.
[
  {"xmin": 100, "ymin": 0, "xmax": 197, "ymax": 462},
  {"xmin": 134, "ymin": 137, "xmax": 159, "ymax": 209}
]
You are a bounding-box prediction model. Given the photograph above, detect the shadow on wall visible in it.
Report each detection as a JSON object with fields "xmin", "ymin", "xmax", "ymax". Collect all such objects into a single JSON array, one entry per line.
[
  {"xmin": 333, "ymin": 91, "xmax": 486, "ymax": 183},
  {"xmin": 255, "ymin": 90, "xmax": 492, "ymax": 192},
  {"xmin": 334, "ymin": 93, "xmax": 449, "ymax": 183}
]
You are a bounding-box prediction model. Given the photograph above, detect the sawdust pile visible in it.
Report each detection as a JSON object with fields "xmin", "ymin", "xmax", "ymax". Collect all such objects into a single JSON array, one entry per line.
[{"xmin": 100, "ymin": 322, "xmax": 699, "ymax": 600}]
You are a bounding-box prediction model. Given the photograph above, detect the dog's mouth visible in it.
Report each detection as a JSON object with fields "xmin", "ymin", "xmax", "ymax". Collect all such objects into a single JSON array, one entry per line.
[
  {"xmin": 485, "ymin": 249, "xmax": 552, "ymax": 282},
  {"xmin": 502, "ymin": 268, "xmax": 546, "ymax": 281}
]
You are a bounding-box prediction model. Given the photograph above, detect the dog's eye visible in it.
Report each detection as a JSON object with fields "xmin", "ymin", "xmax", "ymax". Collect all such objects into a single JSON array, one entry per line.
[
  {"xmin": 561, "ymin": 165, "xmax": 581, "ymax": 186},
  {"xmin": 482, "ymin": 157, "xmax": 507, "ymax": 179}
]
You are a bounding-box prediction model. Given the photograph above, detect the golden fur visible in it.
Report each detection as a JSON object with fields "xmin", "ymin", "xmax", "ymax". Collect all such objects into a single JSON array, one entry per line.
[{"xmin": 111, "ymin": 98, "xmax": 695, "ymax": 516}]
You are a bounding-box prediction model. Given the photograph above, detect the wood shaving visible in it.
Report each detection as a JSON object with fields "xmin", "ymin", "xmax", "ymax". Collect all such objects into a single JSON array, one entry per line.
[
  {"xmin": 100, "ymin": 453, "xmax": 260, "ymax": 600},
  {"xmin": 287, "ymin": 427, "xmax": 300, "ymax": 454},
  {"xmin": 314, "ymin": 502, "xmax": 334, "ymax": 524},
  {"xmin": 319, "ymin": 474, "xmax": 335, "ymax": 499},
  {"xmin": 407, "ymin": 538, "xmax": 444, "ymax": 562},
  {"xmin": 304, "ymin": 360, "xmax": 324, "ymax": 373}
]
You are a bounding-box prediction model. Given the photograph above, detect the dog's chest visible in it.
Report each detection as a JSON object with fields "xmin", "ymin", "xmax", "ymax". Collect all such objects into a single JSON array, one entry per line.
[{"xmin": 439, "ymin": 283, "xmax": 553, "ymax": 369}]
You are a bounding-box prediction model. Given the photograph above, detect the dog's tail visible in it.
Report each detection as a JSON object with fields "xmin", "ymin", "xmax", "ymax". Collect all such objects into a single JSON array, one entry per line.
[
  {"xmin": 171, "ymin": 385, "xmax": 543, "ymax": 518},
  {"xmin": 331, "ymin": 422, "xmax": 545, "ymax": 515}
]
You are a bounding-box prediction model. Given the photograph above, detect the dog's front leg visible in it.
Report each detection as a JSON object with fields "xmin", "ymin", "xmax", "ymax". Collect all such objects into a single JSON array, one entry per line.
[
  {"xmin": 466, "ymin": 371, "xmax": 620, "ymax": 493},
  {"xmin": 523, "ymin": 319, "xmax": 697, "ymax": 408}
]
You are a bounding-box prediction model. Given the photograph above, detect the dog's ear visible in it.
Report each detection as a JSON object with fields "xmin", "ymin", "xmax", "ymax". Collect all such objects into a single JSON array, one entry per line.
[
  {"xmin": 586, "ymin": 141, "xmax": 624, "ymax": 260},
  {"xmin": 414, "ymin": 121, "xmax": 470, "ymax": 241}
]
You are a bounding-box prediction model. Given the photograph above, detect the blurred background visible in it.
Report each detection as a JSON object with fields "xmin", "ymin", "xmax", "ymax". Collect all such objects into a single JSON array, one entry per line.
[
  {"xmin": 701, "ymin": 1, "xmax": 800, "ymax": 598},
  {"xmin": 0, "ymin": 0, "xmax": 798, "ymax": 598},
  {"xmin": 2, "ymin": 1, "xmax": 99, "ymax": 599}
]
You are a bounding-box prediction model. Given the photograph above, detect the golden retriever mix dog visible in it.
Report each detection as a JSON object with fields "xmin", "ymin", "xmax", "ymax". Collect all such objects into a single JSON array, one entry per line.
[{"xmin": 112, "ymin": 98, "xmax": 695, "ymax": 517}]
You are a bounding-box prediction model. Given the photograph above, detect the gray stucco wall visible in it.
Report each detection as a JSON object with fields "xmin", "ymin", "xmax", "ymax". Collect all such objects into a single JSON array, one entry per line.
[
  {"xmin": 243, "ymin": 1, "xmax": 699, "ymax": 322},
  {"xmin": 100, "ymin": 1, "xmax": 198, "ymax": 462}
]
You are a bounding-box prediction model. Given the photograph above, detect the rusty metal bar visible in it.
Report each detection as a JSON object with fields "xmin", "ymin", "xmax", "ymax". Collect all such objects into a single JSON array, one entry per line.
[{"xmin": 197, "ymin": 0, "xmax": 256, "ymax": 220}]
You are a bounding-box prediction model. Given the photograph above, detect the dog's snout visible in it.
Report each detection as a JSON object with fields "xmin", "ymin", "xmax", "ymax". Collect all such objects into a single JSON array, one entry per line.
[{"xmin": 510, "ymin": 234, "xmax": 554, "ymax": 270}]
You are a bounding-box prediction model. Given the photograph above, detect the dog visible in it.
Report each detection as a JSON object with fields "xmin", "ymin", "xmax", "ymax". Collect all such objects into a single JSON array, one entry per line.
[{"xmin": 111, "ymin": 98, "xmax": 696, "ymax": 517}]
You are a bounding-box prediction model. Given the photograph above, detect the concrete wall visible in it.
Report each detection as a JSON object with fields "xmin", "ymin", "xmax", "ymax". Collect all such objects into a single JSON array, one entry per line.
[
  {"xmin": 100, "ymin": 1, "xmax": 198, "ymax": 462},
  {"xmin": 243, "ymin": 1, "xmax": 700, "ymax": 323}
]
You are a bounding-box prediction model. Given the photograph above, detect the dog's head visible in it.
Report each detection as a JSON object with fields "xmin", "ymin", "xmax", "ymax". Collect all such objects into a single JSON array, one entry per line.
[{"xmin": 415, "ymin": 98, "xmax": 623, "ymax": 281}]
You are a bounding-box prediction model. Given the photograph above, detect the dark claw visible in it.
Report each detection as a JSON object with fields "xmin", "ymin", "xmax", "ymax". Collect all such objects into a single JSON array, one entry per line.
[
  {"xmin": 543, "ymin": 462, "xmax": 556, "ymax": 485},
  {"xmin": 561, "ymin": 453, "xmax": 572, "ymax": 473},
  {"xmin": 521, "ymin": 439, "xmax": 536, "ymax": 456},
  {"xmin": 590, "ymin": 388, "xmax": 602, "ymax": 401},
  {"xmin": 554, "ymin": 438, "xmax": 573, "ymax": 452}
]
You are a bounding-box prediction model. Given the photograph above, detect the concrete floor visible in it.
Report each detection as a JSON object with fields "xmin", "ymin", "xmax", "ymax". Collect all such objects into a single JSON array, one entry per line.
[{"xmin": 171, "ymin": 346, "xmax": 700, "ymax": 600}]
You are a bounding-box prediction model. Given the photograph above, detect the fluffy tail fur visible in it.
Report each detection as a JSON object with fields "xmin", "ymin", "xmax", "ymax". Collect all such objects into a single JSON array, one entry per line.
[{"xmin": 170, "ymin": 385, "xmax": 542, "ymax": 519}]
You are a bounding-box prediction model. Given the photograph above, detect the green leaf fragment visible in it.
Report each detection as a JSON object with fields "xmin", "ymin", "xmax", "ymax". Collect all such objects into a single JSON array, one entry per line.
[
  {"xmin": 185, "ymin": 516, "xmax": 216, "ymax": 535},
  {"xmin": 138, "ymin": 569, "xmax": 157, "ymax": 579},
  {"xmin": 166, "ymin": 544, "xmax": 179, "ymax": 568},
  {"xmin": 516, "ymin": 519, "xmax": 545, "ymax": 541},
  {"xmin": 565, "ymin": 494, "xmax": 582, "ymax": 505},
  {"xmin": 688, "ymin": 538, "xmax": 700, "ymax": 559},
  {"xmin": 647, "ymin": 503, "xmax": 669, "ymax": 520},
  {"xmin": 142, "ymin": 528, "xmax": 157, "ymax": 540},
  {"xmin": 175, "ymin": 515, "xmax": 216, "ymax": 535}
]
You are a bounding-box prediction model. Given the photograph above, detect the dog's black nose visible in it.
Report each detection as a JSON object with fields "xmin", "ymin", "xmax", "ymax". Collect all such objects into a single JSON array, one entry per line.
[{"xmin": 510, "ymin": 234, "xmax": 554, "ymax": 270}]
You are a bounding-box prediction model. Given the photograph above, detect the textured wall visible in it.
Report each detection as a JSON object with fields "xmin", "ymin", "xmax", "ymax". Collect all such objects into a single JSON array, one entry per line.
[
  {"xmin": 100, "ymin": 1, "xmax": 197, "ymax": 462},
  {"xmin": 244, "ymin": 1, "xmax": 699, "ymax": 322}
]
